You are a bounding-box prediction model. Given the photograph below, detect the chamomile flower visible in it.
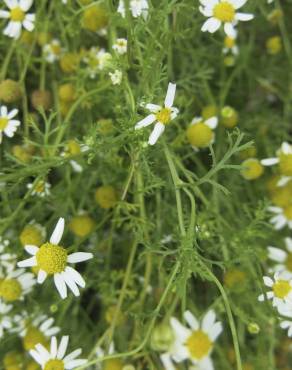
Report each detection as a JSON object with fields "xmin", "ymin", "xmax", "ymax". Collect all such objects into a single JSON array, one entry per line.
[
  {"xmin": 186, "ymin": 116, "xmax": 218, "ymax": 151},
  {"xmin": 0, "ymin": 106, "xmax": 21, "ymax": 144},
  {"xmin": 0, "ymin": 0, "xmax": 35, "ymax": 39},
  {"xmin": 199, "ymin": 0, "xmax": 254, "ymax": 37},
  {"xmin": 30, "ymin": 335, "xmax": 87, "ymax": 369},
  {"xmin": 0, "ymin": 266, "xmax": 36, "ymax": 302},
  {"xmin": 0, "ymin": 300, "xmax": 14, "ymax": 338},
  {"xmin": 109, "ymin": 70, "xmax": 123, "ymax": 85},
  {"xmin": 112, "ymin": 38, "xmax": 127, "ymax": 55},
  {"xmin": 17, "ymin": 218, "xmax": 93, "ymax": 299},
  {"xmin": 27, "ymin": 179, "xmax": 51, "ymax": 198},
  {"xmin": 164, "ymin": 310, "xmax": 222, "ymax": 369},
  {"xmin": 135, "ymin": 83, "xmax": 179, "ymax": 145},
  {"xmin": 84, "ymin": 47, "xmax": 112, "ymax": 78},
  {"xmin": 258, "ymin": 272, "xmax": 292, "ymax": 309},
  {"xmin": 223, "ymin": 32, "xmax": 239, "ymax": 55},
  {"xmin": 261, "ymin": 142, "xmax": 292, "ymax": 187},
  {"xmin": 268, "ymin": 238, "xmax": 292, "ymax": 277},
  {"xmin": 117, "ymin": 0, "xmax": 149, "ymax": 19},
  {"xmin": 268, "ymin": 206, "xmax": 292, "ymax": 230},
  {"xmin": 43, "ymin": 39, "xmax": 63, "ymax": 63},
  {"xmin": 18, "ymin": 313, "xmax": 60, "ymax": 350}
]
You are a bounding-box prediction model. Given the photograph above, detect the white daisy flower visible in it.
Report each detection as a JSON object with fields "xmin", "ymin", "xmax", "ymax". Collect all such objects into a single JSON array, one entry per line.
[
  {"xmin": 109, "ymin": 70, "xmax": 123, "ymax": 85},
  {"xmin": 43, "ymin": 39, "xmax": 63, "ymax": 63},
  {"xmin": 135, "ymin": 83, "xmax": 179, "ymax": 145},
  {"xmin": 84, "ymin": 47, "xmax": 112, "ymax": 78},
  {"xmin": 0, "ymin": 237, "xmax": 17, "ymax": 270},
  {"xmin": 199, "ymin": 0, "xmax": 254, "ymax": 37},
  {"xmin": 17, "ymin": 218, "xmax": 93, "ymax": 299},
  {"xmin": 223, "ymin": 33, "xmax": 239, "ymax": 55},
  {"xmin": 0, "ymin": 266, "xmax": 36, "ymax": 302},
  {"xmin": 261, "ymin": 142, "xmax": 292, "ymax": 187},
  {"xmin": 27, "ymin": 179, "xmax": 51, "ymax": 198},
  {"xmin": 0, "ymin": 105, "xmax": 21, "ymax": 144},
  {"xmin": 258, "ymin": 272, "xmax": 292, "ymax": 309},
  {"xmin": 162, "ymin": 310, "xmax": 222, "ymax": 370},
  {"xmin": 112, "ymin": 38, "xmax": 127, "ymax": 55},
  {"xmin": 0, "ymin": 300, "xmax": 14, "ymax": 338},
  {"xmin": 118, "ymin": 0, "xmax": 149, "ymax": 19},
  {"xmin": 186, "ymin": 116, "xmax": 218, "ymax": 151},
  {"xmin": 268, "ymin": 206, "xmax": 292, "ymax": 230},
  {"xmin": 0, "ymin": 0, "xmax": 35, "ymax": 39},
  {"xmin": 30, "ymin": 335, "xmax": 87, "ymax": 369},
  {"xmin": 268, "ymin": 238, "xmax": 292, "ymax": 277},
  {"xmin": 278, "ymin": 304, "xmax": 292, "ymax": 337}
]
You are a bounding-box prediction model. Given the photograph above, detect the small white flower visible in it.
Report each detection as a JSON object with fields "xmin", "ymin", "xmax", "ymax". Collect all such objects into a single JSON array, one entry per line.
[
  {"xmin": 43, "ymin": 39, "xmax": 63, "ymax": 63},
  {"xmin": 199, "ymin": 0, "xmax": 254, "ymax": 37},
  {"xmin": 162, "ymin": 310, "xmax": 222, "ymax": 369},
  {"xmin": 268, "ymin": 206, "xmax": 292, "ymax": 230},
  {"xmin": 112, "ymin": 38, "xmax": 128, "ymax": 55},
  {"xmin": 268, "ymin": 238, "xmax": 292, "ymax": 277},
  {"xmin": 30, "ymin": 335, "xmax": 87, "ymax": 369},
  {"xmin": 0, "ymin": 266, "xmax": 36, "ymax": 302},
  {"xmin": 135, "ymin": 83, "xmax": 179, "ymax": 145},
  {"xmin": 0, "ymin": 0, "xmax": 35, "ymax": 39},
  {"xmin": 0, "ymin": 300, "xmax": 14, "ymax": 338},
  {"xmin": 261, "ymin": 142, "xmax": 292, "ymax": 187},
  {"xmin": 27, "ymin": 179, "xmax": 51, "ymax": 198},
  {"xmin": 118, "ymin": 0, "xmax": 149, "ymax": 19},
  {"xmin": 17, "ymin": 218, "xmax": 93, "ymax": 299},
  {"xmin": 0, "ymin": 106, "xmax": 21, "ymax": 144},
  {"xmin": 258, "ymin": 272, "xmax": 292, "ymax": 310},
  {"xmin": 223, "ymin": 32, "xmax": 239, "ymax": 55},
  {"xmin": 109, "ymin": 70, "xmax": 123, "ymax": 85},
  {"xmin": 0, "ymin": 237, "xmax": 17, "ymax": 271},
  {"xmin": 84, "ymin": 47, "xmax": 112, "ymax": 78}
]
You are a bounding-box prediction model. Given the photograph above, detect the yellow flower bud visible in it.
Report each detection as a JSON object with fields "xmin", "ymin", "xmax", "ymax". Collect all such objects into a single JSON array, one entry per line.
[
  {"xmin": 221, "ymin": 106, "xmax": 238, "ymax": 128},
  {"xmin": 59, "ymin": 53, "xmax": 80, "ymax": 73},
  {"xmin": 69, "ymin": 215, "xmax": 95, "ymax": 237},
  {"xmin": 95, "ymin": 186, "xmax": 118, "ymax": 209},
  {"xmin": 58, "ymin": 84, "xmax": 76, "ymax": 103},
  {"xmin": 266, "ymin": 36, "xmax": 282, "ymax": 55},
  {"xmin": 20, "ymin": 224, "xmax": 45, "ymax": 247},
  {"xmin": 81, "ymin": 4, "xmax": 108, "ymax": 32},
  {"xmin": 0, "ymin": 79, "xmax": 22, "ymax": 103},
  {"xmin": 240, "ymin": 158, "xmax": 264, "ymax": 180},
  {"xmin": 201, "ymin": 105, "xmax": 218, "ymax": 120}
]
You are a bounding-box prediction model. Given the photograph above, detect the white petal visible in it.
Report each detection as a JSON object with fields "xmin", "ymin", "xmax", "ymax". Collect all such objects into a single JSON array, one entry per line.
[
  {"xmin": 63, "ymin": 349, "xmax": 82, "ymax": 362},
  {"xmin": 261, "ymin": 158, "xmax": 279, "ymax": 166},
  {"xmin": 199, "ymin": 356, "xmax": 214, "ymax": 370},
  {"xmin": 205, "ymin": 116, "xmax": 218, "ymax": 129},
  {"xmin": 170, "ymin": 317, "xmax": 190, "ymax": 342},
  {"xmin": 25, "ymin": 245, "xmax": 39, "ymax": 255},
  {"xmin": 0, "ymin": 10, "xmax": 10, "ymax": 18},
  {"xmin": 201, "ymin": 18, "xmax": 221, "ymax": 33},
  {"xmin": 37, "ymin": 270, "xmax": 48, "ymax": 284},
  {"xmin": 23, "ymin": 18, "xmax": 34, "ymax": 31},
  {"xmin": 65, "ymin": 266, "xmax": 85, "ymax": 288},
  {"xmin": 145, "ymin": 103, "xmax": 161, "ymax": 113},
  {"xmin": 268, "ymin": 247, "xmax": 287, "ymax": 263},
  {"xmin": 62, "ymin": 271, "xmax": 80, "ymax": 296},
  {"xmin": 65, "ymin": 359, "xmax": 87, "ymax": 369},
  {"xmin": 224, "ymin": 22, "xmax": 236, "ymax": 38},
  {"xmin": 17, "ymin": 257, "xmax": 37, "ymax": 268},
  {"xmin": 54, "ymin": 273, "xmax": 68, "ymax": 299},
  {"xmin": 50, "ymin": 336, "xmax": 58, "ymax": 358},
  {"xmin": 40, "ymin": 318, "xmax": 54, "ymax": 332},
  {"xmin": 7, "ymin": 109, "xmax": 18, "ymax": 119},
  {"xmin": 232, "ymin": 0, "xmax": 248, "ymax": 9},
  {"xmin": 134, "ymin": 114, "xmax": 156, "ymax": 130},
  {"xmin": 35, "ymin": 344, "xmax": 50, "ymax": 362},
  {"xmin": 20, "ymin": 0, "xmax": 33, "ymax": 11},
  {"xmin": 67, "ymin": 252, "xmax": 93, "ymax": 264},
  {"xmin": 202, "ymin": 310, "xmax": 216, "ymax": 332},
  {"xmin": 50, "ymin": 218, "xmax": 65, "ymax": 245},
  {"xmin": 29, "ymin": 349, "xmax": 43, "ymax": 365},
  {"xmin": 209, "ymin": 322, "xmax": 223, "ymax": 341},
  {"xmin": 183, "ymin": 310, "xmax": 199, "ymax": 330},
  {"xmin": 164, "ymin": 83, "xmax": 176, "ymax": 108},
  {"xmin": 160, "ymin": 354, "xmax": 176, "ymax": 370},
  {"xmin": 148, "ymin": 122, "xmax": 165, "ymax": 145},
  {"xmin": 57, "ymin": 336, "xmax": 69, "ymax": 359},
  {"xmin": 235, "ymin": 12, "xmax": 254, "ymax": 21}
]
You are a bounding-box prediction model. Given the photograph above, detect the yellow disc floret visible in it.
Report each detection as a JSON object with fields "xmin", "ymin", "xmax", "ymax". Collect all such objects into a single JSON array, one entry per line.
[
  {"xmin": 65, "ymin": 140, "xmax": 81, "ymax": 157},
  {"xmin": 224, "ymin": 36, "xmax": 236, "ymax": 49},
  {"xmin": 156, "ymin": 108, "xmax": 172, "ymax": 125},
  {"xmin": 0, "ymin": 279, "xmax": 22, "ymax": 301},
  {"xmin": 103, "ymin": 359, "xmax": 123, "ymax": 370},
  {"xmin": 213, "ymin": 2, "xmax": 235, "ymax": 22},
  {"xmin": 185, "ymin": 330, "xmax": 212, "ymax": 360},
  {"xmin": 23, "ymin": 326, "xmax": 48, "ymax": 350},
  {"xmin": 273, "ymin": 280, "xmax": 291, "ymax": 299},
  {"xmin": 240, "ymin": 159, "xmax": 264, "ymax": 180},
  {"xmin": 187, "ymin": 122, "xmax": 213, "ymax": 148},
  {"xmin": 69, "ymin": 215, "xmax": 95, "ymax": 237},
  {"xmin": 44, "ymin": 359, "xmax": 64, "ymax": 370},
  {"xmin": 266, "ymin": 36, "xmax": 282, "ymax": 55},
  {"xmin": 95, "ymin": 186, "xmax": 118, "ymax": 209},
  {"xmin": 10, "ymin": 7, "xmax": 25, "ymax": 21},
  {"xmin": 279, "ymin": 153, "xmax": 292, "ymax": 176},
  {"xmin": 36, "ymin": 243, "xmax": 67, "ymax": 274},
  {"xmin": 20, "ymin": 224, "xmax": 44, "ymax": 247},
  {"xmin": 0, "ymin": 118, "xmax": 8, "ymax": 131}
]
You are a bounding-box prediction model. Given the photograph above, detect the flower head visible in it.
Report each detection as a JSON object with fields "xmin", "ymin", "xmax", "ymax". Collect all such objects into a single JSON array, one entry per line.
[
  {"xmin": 0, "ymin": 106, "xmax": 20, "ymax": 144},
  {"xmin": 17, "ymin": 218, "xmax": 93, "ymax": 299},
  {"xmin": 186, "ymin": 116, "xmax": 218, "ymax": 150},
  {"xmin": 199, "ymin": 0, "xmax": 254, "ymax": 37},
  {"xmin": 27, "ymin": 180, "xmax": 51, "ymax": 198},
  {"xmin": 268, "ymin": 206, "xmax": 292, "ymax": 230},
  {"xmin": 109, "ymin": 70, "xmax": 123, "ymax": 85},
  {"xmin": 268, "ymin": 238, "xmax": 292, "ymax": 278},
  {"xmin": 0, "ymin": 0, "xmax": 35, "ymax": 39},
  {"xmin": 258, "ymin": 272, "xmax": 292, "ymax": 309},
  {"xmin": 135, "ymin": 83, "xmax": 179, "ymax": 145},
  {"xmin": 112, "ymin": 38, "xmax": 127, "ymax": 55},
  {"xmin": 30, "ymin": 335, "xmax": 87, "ymax": 369},
  {"xmin": 43, "ymin": 39, "xmax": 63, "ymax": 63},
  {"xmin": 118, "ymin": 0, "xmax": 149, "ymax": 19}
]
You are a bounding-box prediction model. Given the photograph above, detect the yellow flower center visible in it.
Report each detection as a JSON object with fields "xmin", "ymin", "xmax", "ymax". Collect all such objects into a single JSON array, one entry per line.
[
  {"xmin": 0, "ymin": 278, "xmax": 22, "ymax": 301},
  {"xmin": 240, "ymin": 159, "xmax": 264, "ymax": 180},
  {"xmin": 0, "ymin": 117, "xmax": 8, "ymax": 131},
  {"xmin": 103, "ymin": 359, "xmax": 124, "ymax": 370},
  {"xmin": 273, "ymin": 280, "xmax": 292, "ymax": 299},
  {"xmin": 10, "ymin": 7, "xmax": 25, "ymax": 22},
  {"xmin": 279, "ymin": 153, "xmax": 292, "ymax": 176},
  {"xmin": 187, "ymin": 122, "xmax": 213, "ymax": 148},
  {"xmin": 51, "ymin": 43, "xmax": 61, "ymax": 55},
  {"xmin": 44, "ymin": 359, "xmax": 64, "ymax": 370},
  {"xmin": 213, "ymin": 2, "xmax": 235, "ymax": 22},
  {"xmin": 20, "ymin": 225, "xmax": 44, "ymax": 247},
  {"xmin": 155, "ymin": 108, "xmax": 172, "ymax": 125},
  {"xmin": 34, "ymin": 181, "xmax": 45, "ymax": 193},
  {"xmin": 224, "ymin": 36, "xmax": 236, "ymax": 48},
  {"xmin": 23, "ymin": 326, "xmax": 48, "ymax": 350},
  {"xmin": 66, "ymin": 140, "xmax": 81, "ymax": 157},
  {"xmin": 270, "ymin": 184, "xmax": 292, "ymax": 207},
  {"xmin": 284, "ymin": 205, "xmax": 292, "ymax": 220},
  {"xmin": 185, "ymin": 330, "xmax": 212, "ymax": 360},
  {"xmin": 36, "ymin": 243, "xmax": 67, "ymax": 274},
  {"xmin": 285, "ymin": 254, "xmax": 292, "ymax": 272}
]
